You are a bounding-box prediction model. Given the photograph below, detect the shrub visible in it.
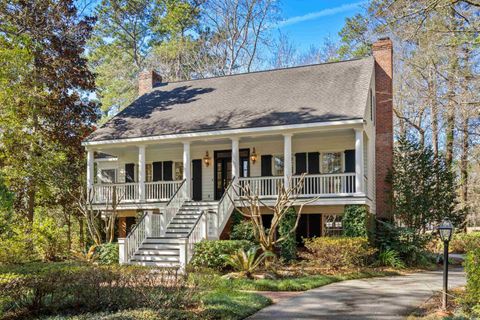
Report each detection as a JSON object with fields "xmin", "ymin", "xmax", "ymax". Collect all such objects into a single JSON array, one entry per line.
[
  {"xmin": 375, "ymin": 220, "xmax": 432, "ymax": 267},
  {"xmin": 277, "ymin": 208, "xmax": 297, "ymax": 262},
  {"xmin": 190, "ymin": 240, "xmax": 253, "ymax": 270},
  {"xmin": 223, "ymin": 247, "xmax": 274, "ymax": 279},
  {"xmin": 463, "ymin": 247, "xmax": 480, "ymax": 317},
  {"xmin": 33, "ymin": 215, "xmax": 68, "ymax": 261},
  {"xmin": 0, "ymin": 263, "xmax": 195, "ymax": 318},
  {"xmin": 231, "ymin": 220, "xmax": 257, "ymax": 242},
  {"xmin": 377, "ymin": 249, "xmax": 405, "ymax": 269},
  {"xmin": 0, "ymin": 222, "xmax": 39, "ymax": 265},
  {"xmin": 96, "ymin": 242, "xmax": 119, "ymax": 265},
  {"xmin": 301, "ymin": 237, "xmax": 376, "ymax": 271},
  {"xmin": 342, "ymin": 205, "xmax": 369, "ymax": 237},
  {"xmin": 450, "ymin": 232, "xmax": 480, "ymax": 254}
]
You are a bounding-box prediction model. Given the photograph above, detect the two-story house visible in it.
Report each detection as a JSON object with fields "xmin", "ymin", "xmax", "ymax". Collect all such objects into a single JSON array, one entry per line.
[{"xmin": 82, "ymin": 38, "xmax": 394, "ymax": 267}]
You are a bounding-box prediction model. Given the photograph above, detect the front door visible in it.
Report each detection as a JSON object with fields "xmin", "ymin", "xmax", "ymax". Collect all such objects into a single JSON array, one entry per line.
[
  {"xmin": 214, "ymin": 151, "xmax": 232, "ymax": 200},
  {"xmin": 192, "ymin": 159, "xmax": 202, "ymax": 201}
]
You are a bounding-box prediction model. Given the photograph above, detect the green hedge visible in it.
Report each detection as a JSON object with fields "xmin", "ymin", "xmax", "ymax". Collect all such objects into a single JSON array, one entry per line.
[
  {"xmin": 190, "ymin": 240, "xmax": 253, "ymax": 270},
  {"xmin": 96, "ymin": 242, "xmax": 119, "ymax": 265},
  {"xmin": 450, "ymin": 232, "xmax": 480, "ymax": 254},
  {"xmin": 464, "ymin": 247, "xmax": 480, "ymax": 317},
  {"xmin": 342, "ymin": 205, "xmax": 369, "ymax": 238},
  {"xmin": 278, "ymin": 208, "xmax": 297, "ymax": 262}
]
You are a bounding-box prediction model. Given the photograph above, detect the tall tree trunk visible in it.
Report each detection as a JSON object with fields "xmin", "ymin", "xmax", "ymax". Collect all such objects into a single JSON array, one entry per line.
[
  {"xmin": 78, "ymin": 215, "xmax": 85, "ymax": 250},
  {"xmin": 445, "ymin": 6, "xmax": 458, "ymax": 169},
  {"xmin": 429, "ymin": 67, "xmax": 439, "ymax": 161}
]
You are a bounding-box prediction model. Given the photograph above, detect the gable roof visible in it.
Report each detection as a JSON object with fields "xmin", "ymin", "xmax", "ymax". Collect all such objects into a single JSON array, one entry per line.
[{"xmin": 86, "ymin": 56, "xmax": 374, "ymax": 142}]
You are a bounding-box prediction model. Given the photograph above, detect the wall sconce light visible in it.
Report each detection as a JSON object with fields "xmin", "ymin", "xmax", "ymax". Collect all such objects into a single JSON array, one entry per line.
[
  {"xmin": 250, "ymin": 147, "xmax": 257, "ymax": 164},
  {"xmin": 203, "ymin": 151, "xmax": 211, "ymax": 167}
]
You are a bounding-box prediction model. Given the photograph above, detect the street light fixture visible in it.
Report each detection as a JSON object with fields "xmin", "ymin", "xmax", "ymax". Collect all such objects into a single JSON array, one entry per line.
[{"xmin": 438, "ymin": 219, "xmax": 454, "ymax": 311}]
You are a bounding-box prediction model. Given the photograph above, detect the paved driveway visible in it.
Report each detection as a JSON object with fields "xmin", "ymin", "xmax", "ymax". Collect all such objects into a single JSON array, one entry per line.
[{"xmin": 248, "ymin": 268, "xmax": 466, "ymax": 320}]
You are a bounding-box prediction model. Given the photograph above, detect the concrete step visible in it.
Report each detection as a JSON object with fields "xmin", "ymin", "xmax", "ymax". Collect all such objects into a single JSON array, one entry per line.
[
  {"xmin": 140, "ymin": 243, "xmax": 180, "ymax": 250},
  {"xmin": 168, "ymin": 222, "xmax": 195, "ymax": 228},
  {"xmin": 129, "ymin": 260, "xmax": 179, "ymax": 267},
  {"xmin": 137, "ymin": 248, "xmax": 179, "ymax": 255},
  {"xmin": 133, "ymin": 254, "xmax": 179, "ymax": 262},
  {"xmin": 170, "ymin": 218, "xmax": 197, "ymax": 224},
  {"xmin": 144, "ymin": 237, "xmax": 185, "ymax": 244},
  {"xmin": 166, "ymin": 228, "xmax": 191, "ymax": 233}
]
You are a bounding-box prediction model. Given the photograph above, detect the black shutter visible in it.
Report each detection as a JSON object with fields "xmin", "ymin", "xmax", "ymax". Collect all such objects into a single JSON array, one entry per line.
[
  {"xmin": 344, "ymin": 150, "xmax": 355, "ymax": 173},
  {"xmin": 261, "ymin": 155, "xmax": 272, "ymax": 176},
  {"xmin": 307, "ymin": 152, "xmax": 320, "ymax": 174},
  {"xmin": 125, "ymin": 163, "xmax": 135, "ymax": 182},
  {"xmin": 152, "ymin": 162, "xmax": 163, "ymax": 181},
  {"xmin": 295, "ymin": 153, "xmax": 307, "ymax": 174},
  {"xmin": 163, "ymin": 161, "xmax": 173, "ymax": 181}
]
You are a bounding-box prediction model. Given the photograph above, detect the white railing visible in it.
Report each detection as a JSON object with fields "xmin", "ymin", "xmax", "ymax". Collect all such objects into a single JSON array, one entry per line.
[
  {"xmin": 125, "ymin": 212, "xmax": 148, "ymax": 262},
  {"xmin": 292, "ymin": 173, "xmax": 356, "ymax": 196},
  {"xmin": 93, "ymin": 183, "xmax": 139, "ymax": 203},
  {"xmin": 124, "ymin": 212, "xmax": 165, "ymax": 262},
  {"xmin": 162, "ymin": 179, "xmax": 188, "ymax": 236},
  {"xmin": 93, "ymin": 181, "xmax": 183, "ymax": 204},
  {"xmin": 179, "ymin": 210, "xmax": 208, "ymax": 269},
  {"xmin": 145, "ymin": 181, "xmax": 183, "ymax": 202},
  {"xmin": 238, "ymin": 176, "xmax": 284, "ymax": 198},
  {"xmin": 213, "ymin": 177, "xmax": 236, "ymax": 239}
]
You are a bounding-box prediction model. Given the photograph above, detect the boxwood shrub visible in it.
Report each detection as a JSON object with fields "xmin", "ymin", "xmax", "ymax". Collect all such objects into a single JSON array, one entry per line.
[
  {"xmin": 190, "ymin": 240, "xmax": 253, "ymax": 270},
  {"xmin": 463, "ymin": 247, "xmax": 480, "ymax": 317}
]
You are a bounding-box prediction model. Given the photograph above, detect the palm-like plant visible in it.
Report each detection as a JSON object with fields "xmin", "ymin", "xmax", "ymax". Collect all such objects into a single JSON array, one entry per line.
[{"xmin": 223, "ymin": 247, "xmax": 273, "ymax": 279}]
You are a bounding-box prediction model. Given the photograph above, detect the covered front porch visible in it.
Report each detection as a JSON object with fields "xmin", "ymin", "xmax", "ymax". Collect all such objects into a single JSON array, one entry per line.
[{"xmin": 86, "ymin": 122, "xmax": 373, "ymax": 208}]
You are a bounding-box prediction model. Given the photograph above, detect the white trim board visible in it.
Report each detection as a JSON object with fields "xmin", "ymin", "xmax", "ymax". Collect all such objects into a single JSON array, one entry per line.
[{"xmin": 83, "ymin": 119, "xmax": 365, "ymax": 148}]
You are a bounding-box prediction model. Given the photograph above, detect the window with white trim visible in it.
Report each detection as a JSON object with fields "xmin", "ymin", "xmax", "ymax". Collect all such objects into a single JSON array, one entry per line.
[
  {"xmin": 321, "ymin": 152, "xmax": 342, "ymax": 173},
  {"xmin": 100, "ymin": 169, "xmax": 116, "ymax": 183},
  {"xmin": 273, "ymin": 155, "xmax": 284, "ymax": 176},
  {"xmin": 174, "ymin": 162, "xmax": 184, "ymax": 181}
]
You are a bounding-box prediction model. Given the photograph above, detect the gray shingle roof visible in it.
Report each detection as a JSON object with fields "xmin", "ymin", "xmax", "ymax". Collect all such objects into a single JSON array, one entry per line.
[{"xmin": 86, "ymin": 57, "xmax": 374, "ymax": 142}]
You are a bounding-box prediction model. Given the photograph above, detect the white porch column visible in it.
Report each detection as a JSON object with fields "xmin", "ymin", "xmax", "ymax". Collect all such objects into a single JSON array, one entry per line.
[
  {"xmin": 138, "ymin": 145, "xmax": 146, "ymax": 201},
  {"xmin": 183, "ymin": 142, "xmax": 191, "ymax": 199},
  {"xmin": 283, "ymin": 134, "xmax": 292, "ymax": 189},
  {"xmin": 231, "ymin": 138, "xmax": 239, "ymax": 181},
  {"xmin": 355, "ymin": 129, "xmax": 364, "ymax": 194},
  {"xmin": 118, "ymin": 238, "xmax": 127, "ymax": 264},
  {"xmin": 86, "ymin": 149, "xmax": 94, "ymax": 190}
]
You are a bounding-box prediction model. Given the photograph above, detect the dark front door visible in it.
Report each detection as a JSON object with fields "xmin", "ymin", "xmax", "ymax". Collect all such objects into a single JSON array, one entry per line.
[
  {"xmin": 192, "ymin": 159, "xmax": 202, "ymax": 201},
  {"xmin": 214, "ymin": 150, "xmax": 232, "ymax": 200}
]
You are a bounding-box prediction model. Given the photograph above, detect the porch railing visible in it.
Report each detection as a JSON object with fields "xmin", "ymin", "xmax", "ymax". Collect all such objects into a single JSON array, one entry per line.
[
  {"xmin": 292, "ymin": 173, "xmax": 356, "ymax": 196},
  {"xmin": 92, "ymin": 180, "xmax": 183, "ymax": 204},
  {"xmin": 238, "ymin": 176, "xmax": 283, "ymax": 198},
  {"xmin": 93, "ymin": 183, "xmax": 139, "ymax": 203},
  {"xmin": 145, "ymin": 181, "xmax": 183, "ymax": 202}
]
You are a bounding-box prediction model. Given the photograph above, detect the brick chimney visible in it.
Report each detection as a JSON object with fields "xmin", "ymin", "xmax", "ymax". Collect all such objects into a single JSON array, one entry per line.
[
  {"xmin": 138, "ymin": 70, "xmax": 162, "ymax": 96},
  {"xmin": 372, "ymin": 37, "xmax": 393, "ymax": 219}
]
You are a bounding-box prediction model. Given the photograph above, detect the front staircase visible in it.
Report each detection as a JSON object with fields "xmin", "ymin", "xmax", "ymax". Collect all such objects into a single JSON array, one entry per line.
[{"xmin": 128, "ymin": 201, "xmax": 219, "ymax": 267}]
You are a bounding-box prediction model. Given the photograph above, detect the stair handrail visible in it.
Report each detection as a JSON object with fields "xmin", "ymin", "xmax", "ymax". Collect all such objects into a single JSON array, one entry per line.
[
  {"xmin": 216, "ymin": 177, "xmax": 236, "ymax": 238},
  {"xmin": 163, "ymin": 179, "xmax": 188, "ymax": 236},
  {"xmin": 125, "ymin": 212, "xmax": 148, "ymax": 262},
  {"xmin": 180, "ymin": 209, "xmax": 208, "ymax": 268}
]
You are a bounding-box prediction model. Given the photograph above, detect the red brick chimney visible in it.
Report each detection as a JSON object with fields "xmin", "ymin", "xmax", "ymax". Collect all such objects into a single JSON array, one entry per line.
[
  {"xmin": 372, "ymin": 37, "xmax": 393, "ymax": 219},
  {"xmin": 138, "ymin": 70, "xmax": 162, "ymax": 96}
]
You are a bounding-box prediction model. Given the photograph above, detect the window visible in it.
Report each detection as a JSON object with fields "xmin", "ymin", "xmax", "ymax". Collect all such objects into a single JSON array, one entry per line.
[
  {"xmin": 100, "ymin": 169, "xmax": 116, "ymax": 183},
  {"xmin": 322, "ymin": 152, "xmax": 342, "ymax": 173},
  {"xmin": 273, "ymin": 155, "xmax": 284, "ymax": 176},
  {"xmin": 146, "ymin": 163, "xmax": 153, "ymax": 182},
  {"xmin": 174, "ymin": 162, "xmax": 184, "ymax": 180},
  {"xmin": 324, "ymin": 215, "xmax": 342, "ymax": 236}
]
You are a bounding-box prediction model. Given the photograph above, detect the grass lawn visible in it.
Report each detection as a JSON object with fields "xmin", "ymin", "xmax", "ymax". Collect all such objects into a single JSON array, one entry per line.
[{"xmin": 222, "ymin": 269, "xmax": 400, "ymax": 291}]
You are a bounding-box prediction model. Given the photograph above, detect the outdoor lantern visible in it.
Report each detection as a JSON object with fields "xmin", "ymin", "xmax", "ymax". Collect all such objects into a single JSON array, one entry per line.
[
  {"xmin": 438, "ymin": 218, "xmax": 454, "ymax": 311},
  {"xmin": 439, "ymin": 219, "xmax": 454, "ymax": 242},
  {"xmin": 203, "ymin": 151, "xmax": 211, "ymax": 167},
  {"xmin": 250, "ymin": 147, "xmax": 257, "ymax": 164}
]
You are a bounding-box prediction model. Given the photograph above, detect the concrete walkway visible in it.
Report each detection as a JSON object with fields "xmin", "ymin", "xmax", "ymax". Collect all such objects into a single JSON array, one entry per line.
[{"xmin": 248, "ymin": 268, "xmax": 466, "ymax": 320}]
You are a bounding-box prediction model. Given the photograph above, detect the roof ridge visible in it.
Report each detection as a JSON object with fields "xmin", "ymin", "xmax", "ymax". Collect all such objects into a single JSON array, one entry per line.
[{"xmin": 156, "ymin": 56, "xmax": 373, "ymax": 86}]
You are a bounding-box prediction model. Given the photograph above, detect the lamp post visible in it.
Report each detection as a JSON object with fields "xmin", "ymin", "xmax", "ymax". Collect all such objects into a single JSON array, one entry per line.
[{"xmin": 438, "ymin": 219, "xmax": 454, "ymax": 311}]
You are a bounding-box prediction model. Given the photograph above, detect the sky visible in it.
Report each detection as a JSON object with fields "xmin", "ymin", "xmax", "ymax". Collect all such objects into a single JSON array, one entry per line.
[{"xmin": 276, "ymin": 0, "xmax": 366, "ymax": 50}]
